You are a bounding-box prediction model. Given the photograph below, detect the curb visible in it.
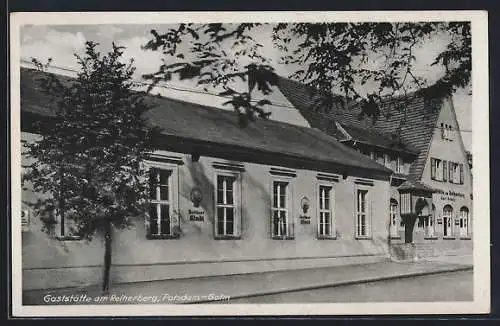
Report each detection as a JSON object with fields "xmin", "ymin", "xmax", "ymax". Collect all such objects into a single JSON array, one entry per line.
[{"xmin": 187, "ymin": 265, "xmax": 473, "ymax": 304}]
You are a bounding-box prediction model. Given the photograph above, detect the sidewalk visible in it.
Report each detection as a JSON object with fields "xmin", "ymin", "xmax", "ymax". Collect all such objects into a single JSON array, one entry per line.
[{"xmin": 23, "ymin": 259, "xmax": 473, "ymax": 305}]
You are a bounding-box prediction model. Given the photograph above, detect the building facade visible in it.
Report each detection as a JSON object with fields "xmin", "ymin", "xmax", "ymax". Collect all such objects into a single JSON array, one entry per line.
[
  {"xmin": 20, "ymin": 68, "xmax": 394, "ymax": 291},
  {"xmin": 276, "ymin": 76, "xmax": 473, "ymax": 259}
]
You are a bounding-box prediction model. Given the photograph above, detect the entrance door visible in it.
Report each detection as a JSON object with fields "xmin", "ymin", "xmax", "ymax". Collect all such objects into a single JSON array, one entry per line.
[{"xmin": 443, "ymin": 205, "xmax": 453, "ymax": 237}]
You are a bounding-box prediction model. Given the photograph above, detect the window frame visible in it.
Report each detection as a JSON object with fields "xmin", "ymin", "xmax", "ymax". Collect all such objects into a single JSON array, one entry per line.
[
  {"xmin": 384, "ymin": 154, "xmax": 392, "ymax": 169},
  {"xmin": 396, "ymin": 157, "xmax": 404, "ymax": 174},
  {"xmin": 355, "ymin": 185, "xmax": 372, "ymax": 239},
  {"xmin": 424, "ymin": 204, "xmax": 437, "ymax": 239},
  {"xmin": 317, "ymin": 182, "xmax": 336, "ymax": 239},
  {"xmin": 389, "ymin": 198, "xmax": 401, "ymax": 239},
  {"xmin": 144, "ymin": 160, "xmax": 180, "ymax": 240},
  {"xmin": 443, "ymin": 204, "xmax": 454, "ymax": 239},
  {"xmin": 459, "ymin": 206, "xmax": 470, "ymax": 239},
  {"xmin": 270, "ymin": 176, "xmax": 294, "ymax": 240},
  {"xmin": 431, "ymin": 157, "xmax": 445, "ymax": 182},
  {"xmin": 213, "ymin": 170, "xmax": 242, "ymax": 240}
]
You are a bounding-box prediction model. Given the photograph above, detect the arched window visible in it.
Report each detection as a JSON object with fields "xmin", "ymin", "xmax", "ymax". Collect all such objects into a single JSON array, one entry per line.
[
  {"xmin": 443, "ymin": 205, "xmax": 454, "ymax": 237},
  {"xmin": 390, "ymin": 198, "xmax": 399, "ymax": 237},
  {"xmin": 459, "ymin": 206, "xmax": 470, "ymax": 237}
]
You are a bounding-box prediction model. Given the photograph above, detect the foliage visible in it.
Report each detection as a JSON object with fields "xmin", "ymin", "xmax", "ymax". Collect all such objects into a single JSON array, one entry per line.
[
  {"xmin": 24, "ymin": 41, "xmax": 160, "ymax": 240},
  {"xmin": 142, "ymin": 22, "xmax": 471, "ymax": 123}
]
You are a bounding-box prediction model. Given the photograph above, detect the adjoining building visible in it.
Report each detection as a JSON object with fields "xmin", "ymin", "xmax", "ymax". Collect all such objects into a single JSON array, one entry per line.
[
  {"xmin": 276, "ymin": 76, "xmax": 473, "ymax": 259},
  {"xmin": 20, "ymin": 67, "xmax": 394, "ymax": 291}
]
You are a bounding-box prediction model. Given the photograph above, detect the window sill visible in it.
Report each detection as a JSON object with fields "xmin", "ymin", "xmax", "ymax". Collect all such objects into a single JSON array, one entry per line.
[
  {"xmin": 424, "ymin": 236, "xmax": 438, "ymax": 240},
  {"xmin": 317, "ymin": 235, "xmax": 337, "ymax": 240},
  {"xmin": 147, "ymin": 234, "xmax": 180, "ymax": 240},
  {"xmin": 56, "ymin": 235, "xmax": 83, "ymax": 241},
  {"xmin": 214, "ymin": 235, "xmax": 242, "ymax": 240},
  {"xmin": 389, "ymin": 236, "xmax": 401, "ymax": 240},
  {"xmin": 355, "ymin": 236, "xmax": 372, "ymax": 240},
  {"xmin": 460, "ymin": 237, "xmax": 472, "ymax": 240},
  {"xmin": 443, "ymin": 237, "xmax": 456, "ymax": 240},
  {"xmin": 271, "ymin": 236, "xmax": 295, "ymax": 240}
]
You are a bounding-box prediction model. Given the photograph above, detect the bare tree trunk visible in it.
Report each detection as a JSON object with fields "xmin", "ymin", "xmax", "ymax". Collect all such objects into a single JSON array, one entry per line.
[{"xmin": 102, "ymin": 221, "xmax": 112, "ymax": 293}]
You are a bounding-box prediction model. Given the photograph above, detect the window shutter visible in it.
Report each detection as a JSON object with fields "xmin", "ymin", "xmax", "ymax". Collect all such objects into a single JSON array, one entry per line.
[
  {"xmin": 449, "ymin": 162, "xmax": 453, "ymax": 183},
  {"xmin": 235, "ymin": 176, "xmax": 241, "ymax": 236},
  {"xmin": 460, "ymin": 163, "xmax": 464, "ymax": 184},
  {"xmin": 431, "ymin": 159, "xmax": 436, "ymax": 179},
  {"xmin": 443, "ymin": 160, "xmax": 447, "ymax": 182}
]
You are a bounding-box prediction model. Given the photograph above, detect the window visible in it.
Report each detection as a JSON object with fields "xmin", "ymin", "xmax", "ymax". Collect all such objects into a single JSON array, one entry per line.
[
  {"xmin": 148, "ymin": 168, "xmax": 174, "ymax": 238},
  {"xmin": 271, "ymin": 180, "xmax": 293, "ymax": 239},
  {"xmin": 53, "ymin": 172, "xmax": 81, "ymax": 240},
  {"xmin": 375, "ymin": 152, "xmax": 384, "ymax": 165},
  {"xmin": 431, "ymin": 158, "xmax": 449, "ymax": 181},
  {"xmin": 396, "ymin": 157, "xmax": 404, "ymax": 174},
  {"xmin": 441, "ymin": 123, "xmax": 453, "ymax": 141},
  {"xmin": 215, "ymin": 173, "xmax": 241, "ymax": 238},
  {"xmin": 389, "ymin": 198, "xmax": 399, "ymax": 238},
  {"xmin": 318, "ymin": 185, "xmax": 335, "ymax": 238},
  {"xmin": 448, "ymin": 162, "xmax": 464, "ymax": 184},
  {"xmin": 424, "ymin": 204, "xmax": 436, "ymax": 238},
  {"xmin": 443, "ymin": 205, "xmax": 454, "ymax": 238},
  {"xmin": 356, "ymin": 188, "xmax": 371, "ymax": 238},
  {"xmin": 459, "ymin": 206, "xmax": 470, "ymax": 238},
  {"xmin": 384, "ymin": 154, "xmax": 392, "ymax": 169}
]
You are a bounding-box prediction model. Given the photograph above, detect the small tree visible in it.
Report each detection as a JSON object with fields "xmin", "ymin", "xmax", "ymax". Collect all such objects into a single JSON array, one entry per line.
[{"xmin": 23, "ymin": 41, "xmax": 159, "ymax": 292}]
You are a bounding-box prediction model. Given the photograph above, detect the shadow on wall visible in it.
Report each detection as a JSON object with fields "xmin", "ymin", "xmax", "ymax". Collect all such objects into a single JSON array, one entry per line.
[{"xmin": 241, "ymin": 173, "xmax": 271, "ymax": 240}]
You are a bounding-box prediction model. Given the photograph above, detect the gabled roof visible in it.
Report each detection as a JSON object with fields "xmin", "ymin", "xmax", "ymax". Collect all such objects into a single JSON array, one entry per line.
[
  {"xmin": 20, "ymin": 67, "xmax": 392, "ymax": 178},
  {"xmin": 340, "ymin": 123, "xmax": 420, "ymax": 155},
  {"xmin": 276, "ymin": 76, "xmax": 443, "ymax": 180}
]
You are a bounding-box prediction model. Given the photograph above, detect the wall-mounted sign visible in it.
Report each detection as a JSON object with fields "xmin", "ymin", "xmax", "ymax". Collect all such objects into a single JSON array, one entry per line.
[
  {"xmin": 190, "ymin": 187, "xmax": 203, "ymax": 207},
  {"xmin": 299, "ymin": 215, "xmax": 311, "ymax": 224},
  {"xmin": 437, "ymin": 218, "xmax": 443, "ymax": 224},
  {"xmin": 435, "ymin": 189, "xmax": 467, "ymax": 203},
  {"xmin": 188, "ymin": 208, "xmax": 205, "ymax": 222}
]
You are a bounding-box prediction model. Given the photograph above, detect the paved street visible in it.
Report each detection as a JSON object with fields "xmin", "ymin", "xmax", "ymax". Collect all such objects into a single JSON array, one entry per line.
[
  {"xmin": 23, "ymin": 258, "xmax": 472, "ymax": 305},
  {"xmin": 224, "ymin": 270, "xmax": 473, "ymax": 303}
]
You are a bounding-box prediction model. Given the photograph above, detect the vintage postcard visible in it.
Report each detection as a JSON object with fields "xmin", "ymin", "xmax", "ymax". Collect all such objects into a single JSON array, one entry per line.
[{"xmin": 9, "ymin": 11, "xmax": 490, "ymax": 316}]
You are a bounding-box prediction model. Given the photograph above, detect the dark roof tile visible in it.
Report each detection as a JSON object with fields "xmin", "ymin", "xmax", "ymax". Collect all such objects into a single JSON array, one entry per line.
[
  {"xmin": 20, "ymin": 67, "xmax": 392, "ymax": 176},
  {"xmin": 276, "ymin": 75, "xmax": 442, "ymax": 180}
]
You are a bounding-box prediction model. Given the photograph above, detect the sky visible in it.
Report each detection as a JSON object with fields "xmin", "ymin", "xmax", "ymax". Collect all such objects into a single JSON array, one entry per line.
[{"xmin": 19, "ymin": 23, "xmax": 472, "ymax": 151}]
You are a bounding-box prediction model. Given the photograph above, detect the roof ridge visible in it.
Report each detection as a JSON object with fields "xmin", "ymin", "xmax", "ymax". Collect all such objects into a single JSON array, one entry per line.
[{"xmin": 23, "ymin": 66, "xmax": 320, "ymax": 134}]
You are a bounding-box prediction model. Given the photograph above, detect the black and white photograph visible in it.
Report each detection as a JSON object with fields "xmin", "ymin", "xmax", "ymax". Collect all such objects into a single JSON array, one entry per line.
[{"xmin": 10, "ymin": 11, "xmax": 490, "ymax": 316}]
